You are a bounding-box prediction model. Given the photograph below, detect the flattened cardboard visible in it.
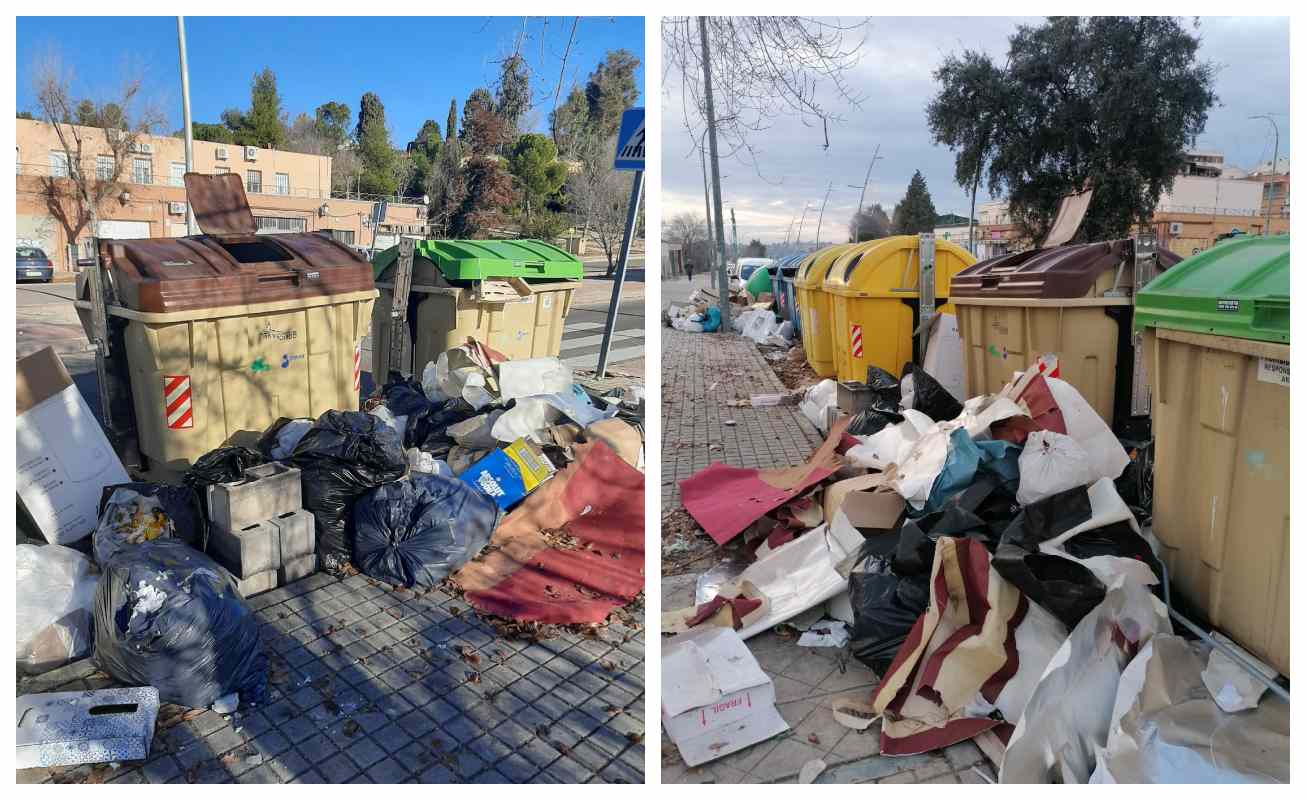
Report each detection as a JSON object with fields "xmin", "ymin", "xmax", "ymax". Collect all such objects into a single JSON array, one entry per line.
[{"xmin": 16, "ymin": 348, "xmax": 129, "ymax": 544}]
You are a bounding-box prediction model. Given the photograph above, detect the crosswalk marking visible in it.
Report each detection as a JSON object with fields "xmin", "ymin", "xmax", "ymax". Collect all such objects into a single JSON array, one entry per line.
[{"xmin": 563, "ymin": 346, "xmax": 644, "ymax": 369}]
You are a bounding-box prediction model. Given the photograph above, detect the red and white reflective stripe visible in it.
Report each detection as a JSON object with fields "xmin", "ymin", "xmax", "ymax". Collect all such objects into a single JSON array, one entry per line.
[
  {"xmin": 850, "ymin": 324, "xmax": 864, "ymax": 359},
  {"xmin": 353, "ymin": 343, "xmax": 361, "ymax": 393},
  {"xmin": 1036, "ymin": 353, "xmax": 1061, "ymax": 379},
  {"xmin": 164, "ymin": 375, "xmax": 193, "ymax": 429}
]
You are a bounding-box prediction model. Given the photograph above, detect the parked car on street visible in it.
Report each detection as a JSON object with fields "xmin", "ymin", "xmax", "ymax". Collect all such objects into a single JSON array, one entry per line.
[{"xmin": 16, "ymin": 246, "xmax": 54, "ymax": 283}]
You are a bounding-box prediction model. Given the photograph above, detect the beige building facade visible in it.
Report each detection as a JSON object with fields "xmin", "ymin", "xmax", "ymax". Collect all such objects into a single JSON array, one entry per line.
[{"xmin": 16, "ymin": 118, "xmax": 426, "ymax": 273}]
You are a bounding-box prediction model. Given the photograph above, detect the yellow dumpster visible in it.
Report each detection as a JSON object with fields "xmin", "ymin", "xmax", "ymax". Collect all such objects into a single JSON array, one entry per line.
[
  {"xmin": 793, "ymin": 243, "xmax": 859, "ymax": 377},
  {"xmin": 823, "ymin": 236, "xmax": 975, "ymax": 382}
]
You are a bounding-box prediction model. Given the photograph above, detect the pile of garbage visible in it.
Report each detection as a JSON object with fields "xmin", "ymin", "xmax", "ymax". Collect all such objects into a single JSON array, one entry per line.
[
  {"xmin": 663, "ymin": 356, "xmax": 1288, "ymax": 782},
  {"xmin": 665, "ymin": 285, "xmax": 793, "ymax": 347},
  {"xmin": 15, "ymin": 337, "xmax": 645, "ymax": 770}
]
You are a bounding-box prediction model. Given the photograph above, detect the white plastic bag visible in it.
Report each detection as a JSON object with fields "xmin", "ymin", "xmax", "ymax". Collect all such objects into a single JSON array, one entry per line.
[
  {"xmin": 1046, "ymin": 377, "xmax": 1130, "ymax": 480},
  {"xmin": 498, "ymin": 358, "xmax": 573, "ymax": 403},
  {"xmin": 423, "ymin": 350, "xmax": 495, "ymax": 409},
  {"xmin": 845, "ymin": 409, "xmax": 934, "ymax": 470},
  {"xmin": 798, "ymin": 379, "xmax": 838, "ymax": 433},
  {"xmin": 16, "ymin": 544, "xmax": 97, "ymax": 675},
  {"xmin": 1016, "ymin": 430, "xmax": 1098, "ymax": 505}
]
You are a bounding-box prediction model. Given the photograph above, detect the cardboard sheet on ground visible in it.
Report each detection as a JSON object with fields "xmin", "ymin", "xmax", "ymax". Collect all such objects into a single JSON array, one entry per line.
[
  {"xmin": 1000, "ymin": 577, "xmax": 1171, "ymax": 784},
  {"xmin": 869, "ymin": 537, "xmax": 1067, "ymax": 756},
  {"xmin": 1089, "ymin": 634, "xmax": 1289, "ymax": 784},
  {"xmin": 16, "ymin": 348, "xmax": 130, "ymax": 545},
  {"xmin": 662, "ymin": 626, "xmax": 788, "ymax": 767},
  {"xmin": 821, "ymin": 469, "xmax": 904, "ymax": 530},
  {"xmin": 680, "ymin": 418, "xmax": 848, "ymax": 545},
  {"xmin": 452, "ymin": 440, "xmax": 643, "ymax": 624}
]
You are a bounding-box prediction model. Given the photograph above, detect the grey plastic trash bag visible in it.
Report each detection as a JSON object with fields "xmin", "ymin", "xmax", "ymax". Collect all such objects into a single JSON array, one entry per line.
[
  {"xmin": 352, "ymin": 473, "xmax": 498, "ymax": 588},
  {"xmin": 93, "ymin": 539, "xmax": 267, "ymax": 709}
]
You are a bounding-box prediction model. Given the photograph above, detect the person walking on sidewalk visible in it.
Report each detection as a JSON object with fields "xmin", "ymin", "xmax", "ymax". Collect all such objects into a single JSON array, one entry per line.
[{"xmin": 685, "ymin": 261, "xmax": 695, "ymax": 281}]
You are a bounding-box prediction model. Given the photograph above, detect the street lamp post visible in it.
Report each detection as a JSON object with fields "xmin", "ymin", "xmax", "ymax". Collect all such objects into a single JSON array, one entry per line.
[{"xmin": 1250, "ymin": 114, "xmax": 1280, "ymax": 236}]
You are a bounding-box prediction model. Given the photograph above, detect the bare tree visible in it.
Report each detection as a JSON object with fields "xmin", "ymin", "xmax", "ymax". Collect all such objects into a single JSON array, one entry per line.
[
  {"xmin": 664, "ymin": 212, "xmax": 707, "ymax": 259},
  {"xmin": 32, "ymin": 50, "xmax": 164, "ymax": 267},
  {"xmin": 567, "ymin": 136, "xmax": 632, "ymax": 274}
]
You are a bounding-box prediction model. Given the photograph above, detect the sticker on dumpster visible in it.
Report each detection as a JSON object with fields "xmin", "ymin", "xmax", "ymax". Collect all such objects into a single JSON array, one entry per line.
[
  {"xmin": 1217, "ymin": 299, "xmax": 1241, "ymax": 312},
  {"xmin": 164, "ymin": 376, "xmax": 193, "ymax": 430},
  {"xmin": 1257, "ymin": 357, "xmax": 1289, "ymax": 387},
  {"xmin": 850, "ymin": 324, "xmax": 864, "ymax": 358}
]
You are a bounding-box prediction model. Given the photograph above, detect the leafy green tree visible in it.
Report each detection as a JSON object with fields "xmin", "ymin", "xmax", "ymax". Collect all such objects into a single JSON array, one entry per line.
[
  {"xmin": 550, "ymin": 86, "xmax": 591, "ymax": 160},
  {"xmin": 495, "ymin": 54, "xmax": 531, "ymax": 134},
  {"xmin": 449, "ymin": 155, "xmax": 516, "ymax": 238},
  {"xmin": 585, "ymin": 50, "xmax": 640, "ymax": 138},
  {"xmin": 743, "ymin": 239, "xmax": 767, "ymax": 257},
  {"xmin": 246, "ymin": 68, "xmax": 287, "ymax": 148},
  {"xmin": 850, "ymin": 203, "xmax": 891, "ymax": 241},
  {"xmin": 73, "ymin": 100, "xmax": 125, "ymax": 129},
  {"xmin": 927, "ymin": 16, "xmax": 1217, "ymax": 242},
  {"xmin": 191, "ymin": 121, "xmax": 235, "ymax": 143},
  {"xmin": 17, "ymin": 110, "xmax": 35, "ymax": 119},
  {"xmin": 446, "ymin": 98, "xmax": 457, "ymax": 143},
  {"xmin": 354, "ymin": 92, "xmax": 397, "ymax": 195},
  {"xmin": 891, "ymin": 171, "xmax": 937, "ymax": 235},
  {"xmin": 314, "ymin": 101, "xmax": 351, "ymax": 153},
  {"xmin": 509, "ymin": 133, "xmax": 568, "ymax": 219},
  {"xmin": 403, "ymin": 120, "xmax": 443, "ymax": 197}
]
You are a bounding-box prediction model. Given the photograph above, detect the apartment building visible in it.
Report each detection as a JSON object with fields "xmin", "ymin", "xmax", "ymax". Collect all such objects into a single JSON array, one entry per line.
[{"xmin": 16, "ymin": 118, "xmax": 426, "ymax": 273}]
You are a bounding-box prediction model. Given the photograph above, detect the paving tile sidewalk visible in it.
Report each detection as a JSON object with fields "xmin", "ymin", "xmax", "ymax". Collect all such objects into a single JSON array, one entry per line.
[
  {"xmin": 658, "ymin": 579, "xmax": 991, "ymax": 785},
  {"xmin": 661, "ymin": 327, "xmax": 823, "ymax": 511},
  {"xmin": 17, "ymin": 572, "xmax": 645, "ymax": 785}
]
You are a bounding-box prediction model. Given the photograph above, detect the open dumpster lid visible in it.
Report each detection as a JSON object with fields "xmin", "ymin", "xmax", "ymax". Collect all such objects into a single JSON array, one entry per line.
[
  {"xmin": 1135, "ymin": 234, "xmax": 1288, "ymax": 344},
  {"xmin": 373, "ymin": 239, "xmax": 583, "ymax": 282},
  {"xmin": 183, "ymin": 172, "xmax": 256, "ymax": 236},
  {"xmin": 951, "ymin": 239, "xmax": 1182, "ymax": 300}
]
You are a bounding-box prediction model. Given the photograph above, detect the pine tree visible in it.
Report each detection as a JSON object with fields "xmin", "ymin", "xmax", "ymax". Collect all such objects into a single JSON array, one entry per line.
[{"xmin": 891, "ymin": 171, "xmax": 938, "ymax": 235}]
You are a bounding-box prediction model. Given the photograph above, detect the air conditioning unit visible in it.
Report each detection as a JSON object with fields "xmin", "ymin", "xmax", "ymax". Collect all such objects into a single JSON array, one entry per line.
[
  {"xmin": 1169, "ymin": 222, "xmax": 1183, "ymax": 235},
  {"xmin": 169, "ymin": 202, "xmax": 187, "ymax": 216},
  {"xmin": 244, "ymin": 146, "xmax": 258, "ymax": 161},
  {"xmin": 215, "ymin": 146, "xmax": 228, "ymax": 160},
  {"xmin": 130, "ymin": 142, "xmax": 154, "ymax": 155}
]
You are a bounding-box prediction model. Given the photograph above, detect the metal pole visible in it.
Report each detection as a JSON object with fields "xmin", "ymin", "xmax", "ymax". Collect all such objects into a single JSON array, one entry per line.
[
  {"xmin": 699, "ymin": 16, "xmax": 732, "ymax": 331},
  {"xmin": 796, "ymin": 202, "xmax": 811, "ymax": 245},
  {"xmin": 699, "ymin": 138, "xmax": 715, "ymax": 286},
  {"xmin": 814, "ymin": 181, "xmax": 833, "ymax": 245},
  {"xmin": 730, "ymin": 207, "xmax": 738, "ymax": 263},
  {"xmin": 595, "ymin": 170, "xmax": 644, "ymax": 377},
  {"xmin": 177, "ymin": 16, "xmax": 198, "ymax": 235},
  {"xmin": 1250, "ymin": 115, "xmax": 1279, "ymax": 236},
  {"xmin": 849, "ymin": 144, "xmax": 881, "ymax": 242}
]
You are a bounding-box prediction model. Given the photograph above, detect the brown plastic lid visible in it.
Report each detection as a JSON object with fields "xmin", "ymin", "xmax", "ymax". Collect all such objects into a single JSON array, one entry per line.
[
  {"xmin": 950, "ymin": 239, "xmax": 1181, "ymax": 300},
  {"xmin": 184, "ymin": 172, "xmax": 256, "ymax": 236}
]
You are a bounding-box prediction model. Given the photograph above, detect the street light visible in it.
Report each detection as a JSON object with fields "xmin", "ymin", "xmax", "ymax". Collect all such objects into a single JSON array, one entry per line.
[{"xmin": 1249, "ymin": 114, "xmax": 1280, "ymax": 236}]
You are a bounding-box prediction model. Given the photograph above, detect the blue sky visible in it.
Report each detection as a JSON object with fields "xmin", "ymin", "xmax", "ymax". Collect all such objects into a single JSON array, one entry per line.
[{"xmin": 16, "ymin": 16, "xmax": 644, "ymax": 143}]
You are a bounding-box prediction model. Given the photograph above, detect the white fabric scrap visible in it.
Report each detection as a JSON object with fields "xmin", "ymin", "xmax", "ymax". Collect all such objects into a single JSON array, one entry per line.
[{"xmin": 797, "ymin": 619, "xmax": 850, "ymax": 648}]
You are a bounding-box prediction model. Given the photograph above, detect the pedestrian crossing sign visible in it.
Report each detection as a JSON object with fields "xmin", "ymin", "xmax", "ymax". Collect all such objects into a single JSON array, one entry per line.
[{"xmin": 613, "ymin": 108, "xmax": 645, "ymax": 171}]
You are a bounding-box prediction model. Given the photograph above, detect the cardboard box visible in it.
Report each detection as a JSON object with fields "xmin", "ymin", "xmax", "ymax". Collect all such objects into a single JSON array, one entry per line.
[
  {"xmin": 661, "ymin": 627, "xmax": 789, "ymax": 767},
  {"xmin": 16, "ymin": 348, "xmax": 129, "ymax": 545},
  {"xmin": 459, "ymin": 438, "xmax": 556, "ymax": 511}
]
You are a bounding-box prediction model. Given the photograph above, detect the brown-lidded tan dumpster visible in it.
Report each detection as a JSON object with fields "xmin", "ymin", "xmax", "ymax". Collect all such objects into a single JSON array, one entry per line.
[
  {"xmin": 1135, "ymin": 234, "xmax": 1290, "ymax": 675},
  {"xmin": 950, "ymin": 239, "xmax": 1179, "ymax": 433},
  {"xmin": 77, "ymin": 173, "xmax": 376, "ymax": 476}
]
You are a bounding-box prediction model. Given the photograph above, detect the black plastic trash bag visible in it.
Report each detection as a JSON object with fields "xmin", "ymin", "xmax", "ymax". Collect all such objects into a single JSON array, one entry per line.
[
  {"xmin": 256, "ymin": 417, "xmax": 314, "ymax": 461},
  {"xmin": 93, "ymin": 482, "xmax": 205, "ymax": 566},
  {"xmin": 352, "ymin": 473, "xmax": 498, "ymax": 587},
  {"xmin": 412, "ymin": 398, "xmax": 479, "ymax": 458},
  {"xmin": 892, "ymin": 475, "xmax": 1017, "ymax": 576},
  {"xmin": 379, "ymin": 376, "xmax": 437, "ymax": 449},
  {"xmin": 847, "ymin": 366, "xmax": 905, "ymax": 436},
  {"xmin": 183, "ymin": 446, "xmax": 266, "ymax": 531},
  {"xmin": 900, "ymin": 362, "xmax": 963, "ymax": 422},
  {"xmin": 93, "ymin": 538, "xmax": 267, "ymax": 709},
  {"xmin": 848, "ymin": 535, "xmax": 930, "ymax": 674},
  {"xmin": 288, "ymin": 410, "xmax": 407, "ymax": 569}
]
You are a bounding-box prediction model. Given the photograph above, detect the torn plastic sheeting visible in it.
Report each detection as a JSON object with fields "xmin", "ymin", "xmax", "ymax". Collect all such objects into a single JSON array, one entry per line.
[
  {"xmin": 797, "ymin": 619, "xmax": 850, "ymax": 648},
  {"xmin": 893, "ymin": 475, "xmax": 1020, "ymax": 578},
  {"xmin": 1200, "ymin": 632, "xmax": 1277, "ymax": 713},
  {"xmin": 1015, "ymin": 430, "xmax": 1097, "ymax": 506},
  {"xmin": 491, "ymin": 392, "xmax": 618, "ymax": 442},
  {"xmin": 1044, "ymin": 377, "xmax": 1130, "ymax": 481},
  {"xmin": 451, "ymin": 440, "xmax": 643, "ymax": 624},
  {"xmin": 799, "ymin": 379, "xmax": 838, "ymax": 433},
  {"xmin": 991, "ymin": 373, "xmax": 1066, "ymax": 445},
  {"xmin": 1089, "ymin": 634, "xmax": 1289, "ymax": 784},
  {"xmin": 999, "ymin": 576, "xmax": 1172, "ymax": 784},
  {"xmin": 421, "ymin": 348, "xmax": 495, "ymax": 409},
  {"xmin": 16, "ymin": 544, "xmax": 97, "ymax": 676},
  {"xmin": 733, "ymin": 308, "xmax": 790, "ymax": 345},
  {"xmin": 845, "ymin": 409, "xmax": 933, "ymax": 471},
  {"xmin": 898, "ymin": 425, "xmax": 1020, "ymax": 515},
  {"xmin": 1031, "ymin": 478, "xmax": 1159, "ymax": 590},
  {"xmin": 680, "ymin": 418, "xmax": 848, "ymax": 545},
  {"xmin": 869, "ymin": 537, "xmax": 1068, "ymax": 757},
  {"xmin": 956, "ymin": 395, "xmax": 1025, "ymax": 440}
]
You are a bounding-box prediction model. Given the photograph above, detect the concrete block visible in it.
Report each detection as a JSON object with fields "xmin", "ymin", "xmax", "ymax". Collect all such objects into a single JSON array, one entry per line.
[
  {"xmin": 209, "ymin": 520, "xmax": 281, "ymax": 577},
  {"xmin": 208, "ymin": 462, "xmax": 302, "ymax": 532},
  {"xmin": 269, "ymin": 508, "xmax": 315, "ymax": 561},
  {"xmin": 16, "ymin": 687, "xmax": 160, "ymax": 768},
  {"xmin": 234, "ymin": 570, "xmax": 277, "ymax": 599},
  {"xmin": 278, "ymin": 554, "xmax": 317, "ymax": 585}
]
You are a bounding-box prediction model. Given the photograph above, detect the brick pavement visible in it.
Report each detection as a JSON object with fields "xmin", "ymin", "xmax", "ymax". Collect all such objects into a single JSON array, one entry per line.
[
  {"xmin": 17, "ymin": 572, "xmax": 645, "ymax": 785},
  {"xmin": 658, "ymin": 578, "xmax": 991, "ymax": 785},
  {"xmin": 660, "ymin": 327, "xmax": 824, "ymax": 511}
]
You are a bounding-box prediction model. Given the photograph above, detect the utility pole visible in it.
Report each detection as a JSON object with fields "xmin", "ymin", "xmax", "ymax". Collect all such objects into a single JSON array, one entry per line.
[
  {"xmin": 1250, "ymin": 114, "xmax": 1280, "ymax": 236},
  {"xmin": 814, "ymin": 181, "xmax": 834, "ymax": 245},
  {"xmin": 699, "ymin": 137, "xmax": 716, "ymax": 285},
  {"xmin": 785, "ymin": 216, "xmax": 796, "ymax": 246},
  {"xmin": 699, "ymin": 16, "xmax": 731, "ymax": 330},
  {"xmin": 848, "ymin": 144, "xmax": 882, "ymax": 242},
  {"xmin": 731, "ymin": 207, "xmax": 739, "ymax": 263},
  {"xmin": 796, "ymin": 202, "xmax": 812, "ymax": 245},
  {"xmin": 177, "ymin": 16, "xmax": 197, "ymax": 235}
]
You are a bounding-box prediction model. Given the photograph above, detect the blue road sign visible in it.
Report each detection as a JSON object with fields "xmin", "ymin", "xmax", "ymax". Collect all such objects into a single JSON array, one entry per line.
[{"xmin": 613, "ymin": 108, "xmax": 645, "ymax": 171}]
